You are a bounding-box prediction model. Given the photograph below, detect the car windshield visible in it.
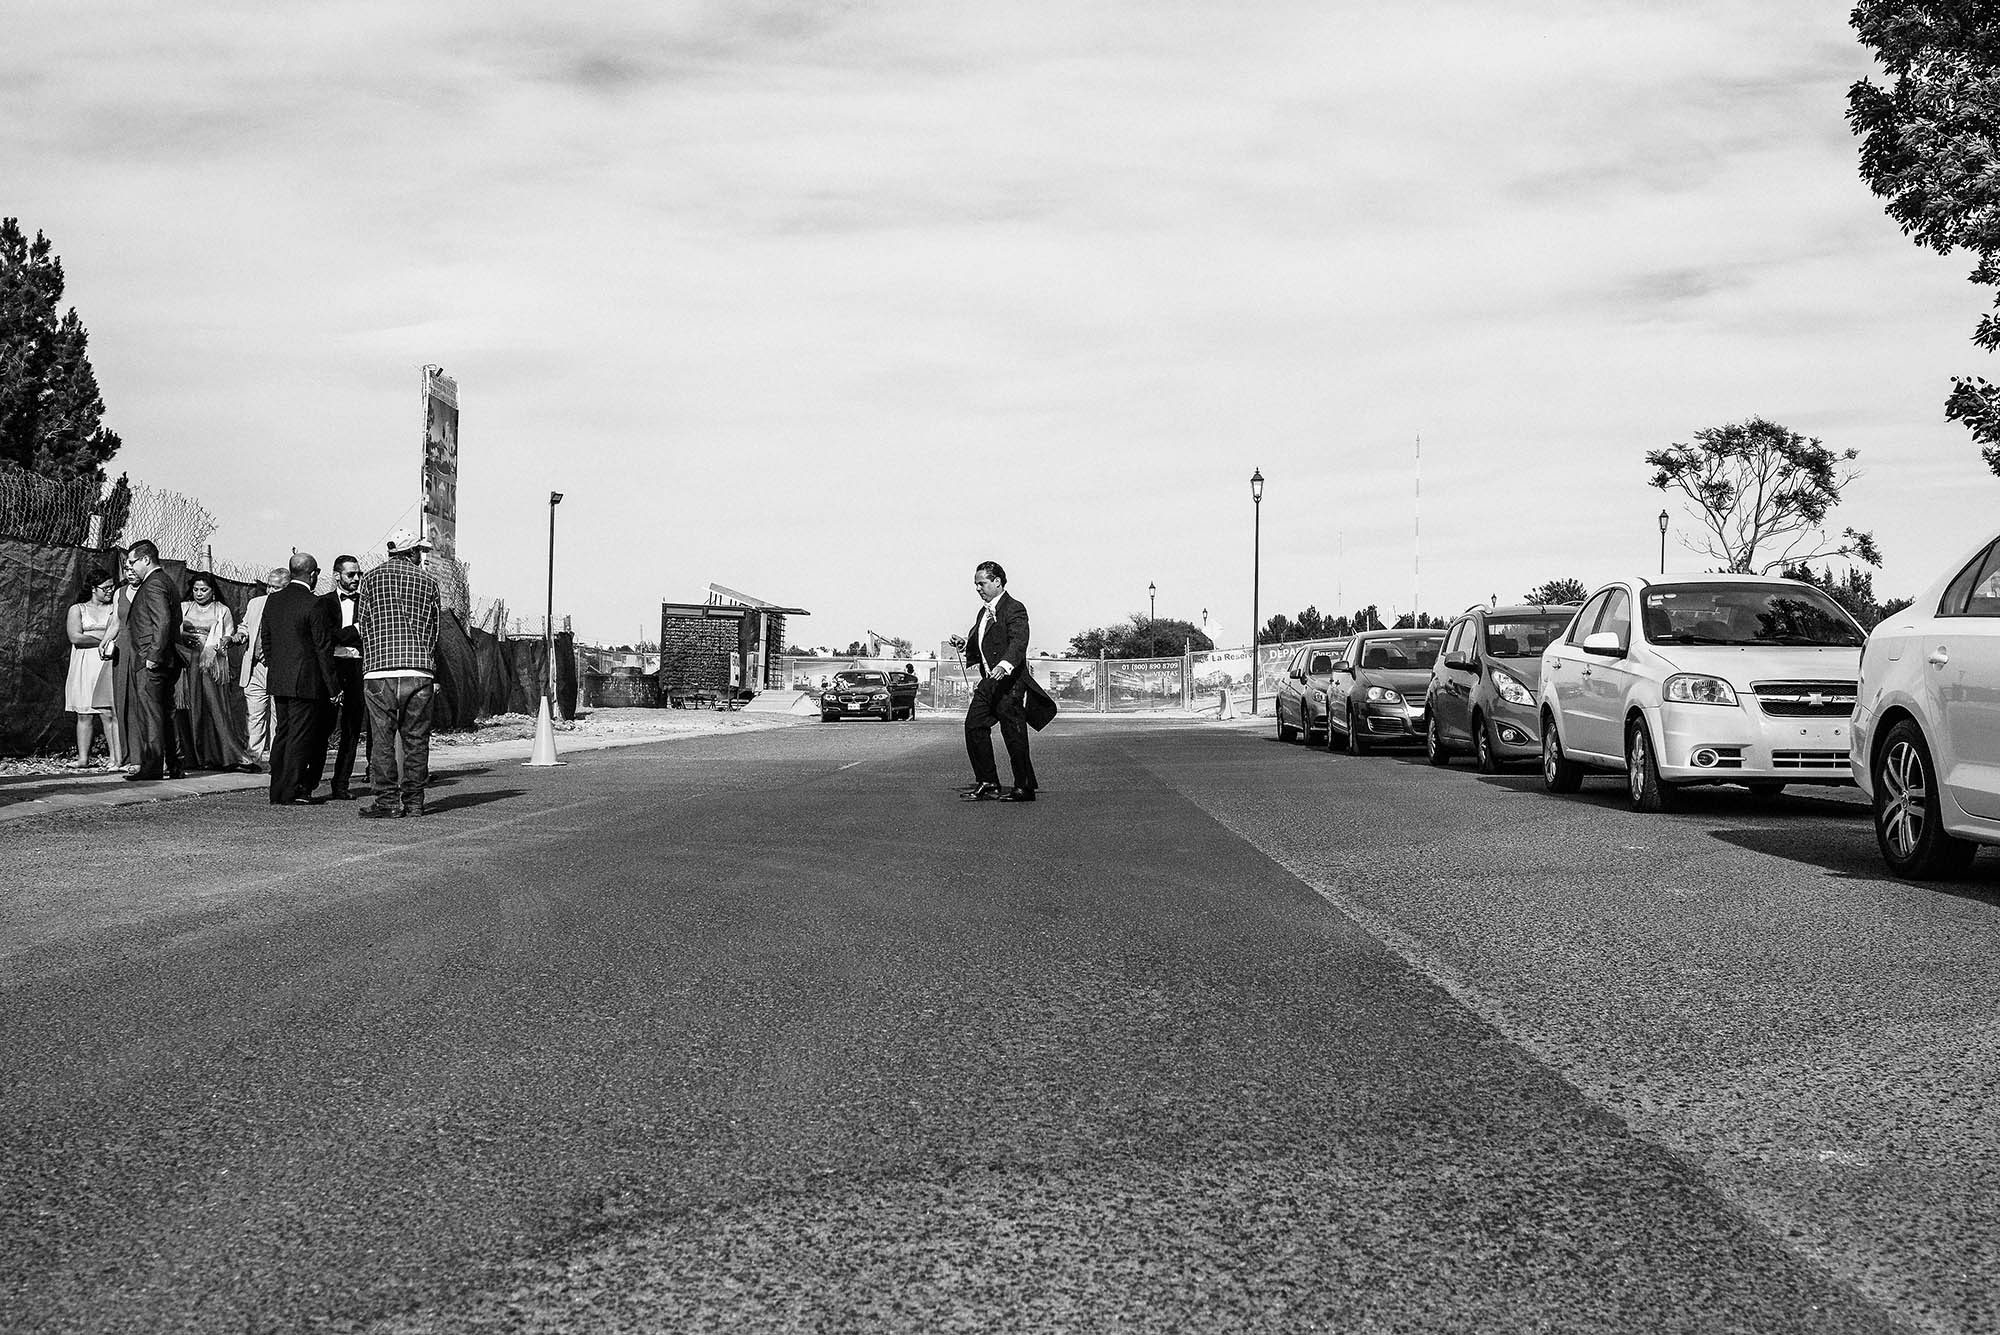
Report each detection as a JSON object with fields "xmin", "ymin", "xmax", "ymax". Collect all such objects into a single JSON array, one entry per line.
[
  {"xmin": 1483, "ymin": 615, "xmax": 1571, "ymax": 658},
  {"xmin": 1359, "ymin": 636, "xmax": 1441, "ymax": 670},
  {"xmin": 1639, "ymin": 583, "xmax": 1865, "ymax": 647},
  {"xmin": 835, "ymin": 672, "xmax": 885, "ymax": 686}
]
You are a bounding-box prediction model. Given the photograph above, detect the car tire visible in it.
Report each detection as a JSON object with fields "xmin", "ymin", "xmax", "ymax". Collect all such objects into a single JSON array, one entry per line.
[
  {"xmin": 1874, "ymin": 720, "xmax": 1978, "ymax": 880},
  {"xmin": 820, "ymin": 712, "xmax": 840, "ymax": 723},
  {"xmin": 1474, "ymin": 714, "xmax": 1501, "ymax": 774},
  {"xmin": 1626, "ymin": 717, "xmax": 1680, "ymax": 813},
  {"xmin": 1541, "ymin": 714, "xmax": 1582, "ymax": 794},
  {"xmin": 1324, "ymin": 709, "xmax": 1342, "ymax": 753},
  {"xmin": 1425, "ymin": 711, "xmax": 1451, "ymax": 766},
  {"xmin": 1277, "ymin": 710, "xmax": 1298, "ymax": 743},
  {"xmin": 1347, "ymin": 705, "xmax": 1370, "ymax": 755}
]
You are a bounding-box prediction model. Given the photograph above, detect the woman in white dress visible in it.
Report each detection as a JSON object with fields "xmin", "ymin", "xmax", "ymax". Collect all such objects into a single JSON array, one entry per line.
[{"xmin": 64, "ymin": 568, "xmax": 122, "ymax": 767}]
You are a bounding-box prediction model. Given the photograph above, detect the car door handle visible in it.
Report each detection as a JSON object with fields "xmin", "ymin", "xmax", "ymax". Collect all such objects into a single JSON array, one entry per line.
[
  {"xmin": 1928, "ymin": 646, "xmax": 1949, "ymax": 667},
  {"xmin": 1579, "ymin": 667, "xmax": 1592, "ymax": 678}
]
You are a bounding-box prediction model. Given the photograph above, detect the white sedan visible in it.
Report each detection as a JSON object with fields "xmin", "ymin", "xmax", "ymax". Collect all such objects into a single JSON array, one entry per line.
[{"xmin": 1852, "ymin": 529, "xmax": 2000, "ymax": 878}]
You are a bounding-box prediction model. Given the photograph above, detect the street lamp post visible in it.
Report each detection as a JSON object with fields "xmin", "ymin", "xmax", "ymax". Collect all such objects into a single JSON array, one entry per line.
[
  {"xmin": 1658, "ymin": 508, "xmax": 1669, "ymax": 575},
  {"xmin": 1149, "ymin": 581, "xmax": 1156, "ymax": 622},
  {"xmin": 1250, "ymin": 467, "xmax": 1264, "ymax": 715},
  {"xmin": 547, "ymin": 491, "xmax": 564, "ymax": 706}
]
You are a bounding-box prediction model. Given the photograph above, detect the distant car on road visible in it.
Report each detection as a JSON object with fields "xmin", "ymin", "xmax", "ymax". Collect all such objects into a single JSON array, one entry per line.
[
  {"xmin": 1324, "ymin": 630, "xmax": 1445, "ymax": 754},
  {"xmin": 1538, "ymin": 574, "xmax": 1865, "ymax": 811},
  {"xmin": 819, "ymin": 670, "xmax": 918, "ymax": 722},
  {"xmin": 1852, "ymin": 527, "xmax": 2000, "ymax": 878},
  {"xmin": 1426, "ymin": 604, "xmax": 1578, "ymax": 771},
  {"xmin": 1275, "ymin": 638, "xmax": 1350, "ymax": 744}
]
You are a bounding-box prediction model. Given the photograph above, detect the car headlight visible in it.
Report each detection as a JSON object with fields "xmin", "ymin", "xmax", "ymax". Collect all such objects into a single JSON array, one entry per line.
[
  {"xmin": 1489, "ymin": 668, "xmax": 1533, "ymax": 706},
  {"xmin": 1664, "ymin": 674, "xmax": 1739, "ymax": 706},
  {"xmin": 1364, "ymin": 685, "xmax": 1403, "ymax": 704}
]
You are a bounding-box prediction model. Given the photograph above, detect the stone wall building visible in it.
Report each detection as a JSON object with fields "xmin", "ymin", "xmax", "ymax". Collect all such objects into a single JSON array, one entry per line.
[{"xmin": 658, "ymin": 584, "xmax": 808, "ymax": 694}]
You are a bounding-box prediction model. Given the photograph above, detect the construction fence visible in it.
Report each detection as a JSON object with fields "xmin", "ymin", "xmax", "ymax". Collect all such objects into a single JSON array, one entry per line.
[{"xmin": 778, "ymin": 644, "xmax": 1299, "ymax": 715}]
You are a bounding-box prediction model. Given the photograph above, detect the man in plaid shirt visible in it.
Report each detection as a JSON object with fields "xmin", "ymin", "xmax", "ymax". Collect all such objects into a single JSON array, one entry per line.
[{"xmin": 355, "ymin": 527, "xmax": 441, "ymax": 819}]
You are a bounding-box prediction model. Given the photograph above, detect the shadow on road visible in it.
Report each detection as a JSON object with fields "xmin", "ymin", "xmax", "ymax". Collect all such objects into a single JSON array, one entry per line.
[
  {"xmin": 1708, "ymin": 823, "xmax": 2000, "ymax": 898},
  {"xmin": 423, "ymin": 788, "xmax": 525, "ymax": 814}
]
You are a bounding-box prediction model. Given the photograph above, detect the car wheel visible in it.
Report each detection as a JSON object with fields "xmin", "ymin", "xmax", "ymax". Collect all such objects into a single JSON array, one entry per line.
[
  {"xmin": 1540, "ymin": 714, "xmax": 1582, "ymax": 794},
  {"xmin": 1277, "ymin": 709, "xmax": 1298, "ymax": 743},
  {"xmin": 1626, "ymin": 717, "xmax": 1679, "ymax": 813},
  {"xmin": 1347, "ymin": 705, "xmax": 1370, "ymax": 755},
  {"xmin": 1474, "ymin": 714, "xmax": 1501, "ymax": 774},
  {"xmin": 1874, "ymin": 720, "xmax": 1978, "ymax": 879},
  {"xmin": 820, "ymin": 712, "xmax": 839, "ymax": 723},
  {"xmin": 1324, "ymin": 708, "xmax": 1342, "ymax": 752},
  {"xmin": 1425, "ymin": 711, "xmax": 1451, "ymax": 766}
]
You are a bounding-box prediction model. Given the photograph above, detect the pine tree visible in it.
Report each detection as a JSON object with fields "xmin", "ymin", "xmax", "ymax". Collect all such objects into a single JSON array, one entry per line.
[{"xmin": 0, "ymin": 218, "xmax": 123, "ymax": 484}]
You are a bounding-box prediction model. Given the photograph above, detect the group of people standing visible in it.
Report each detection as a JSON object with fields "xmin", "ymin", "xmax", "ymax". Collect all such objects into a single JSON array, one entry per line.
[{"xmin": 63, "ymin": 527, "xmax": 444, "ymax": 819}]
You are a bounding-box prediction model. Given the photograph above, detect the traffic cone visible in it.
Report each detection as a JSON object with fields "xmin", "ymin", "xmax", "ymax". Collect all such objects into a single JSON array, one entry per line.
[{"xmin": 524, "ymin": 695, "xmax": 565, "ymax": 767}]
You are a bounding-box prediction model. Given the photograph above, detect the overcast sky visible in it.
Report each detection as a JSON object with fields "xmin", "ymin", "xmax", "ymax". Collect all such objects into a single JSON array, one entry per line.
[{"xmin": 10, "ymin": 1, "xmax": 1997, "ymax": 654}]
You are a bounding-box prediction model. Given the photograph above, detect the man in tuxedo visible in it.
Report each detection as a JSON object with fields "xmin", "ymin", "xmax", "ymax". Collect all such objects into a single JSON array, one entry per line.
[
  {"xmin": 260, "ymin": 551, "xmax": 340, "ymax": 805},
  {"xmin": 119, "ymin": 539, "xmax": 185, "ymax": 781},
  {"xmin": 961, "ymin": 560, "xmax": 1055, "ymax": 803},
  {"xmin": 235, "ymin": 565, "xmax": 287, "ymax": 766},
  {"xmin": 321, "ymin": 555, "xmax": 367, "ymax": 800}
]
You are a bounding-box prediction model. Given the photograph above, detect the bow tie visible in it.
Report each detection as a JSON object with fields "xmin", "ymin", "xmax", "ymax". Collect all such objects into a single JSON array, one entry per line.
[{"xmin": 339, "ymin": 593, "xmax": 356, "ymax": 601}]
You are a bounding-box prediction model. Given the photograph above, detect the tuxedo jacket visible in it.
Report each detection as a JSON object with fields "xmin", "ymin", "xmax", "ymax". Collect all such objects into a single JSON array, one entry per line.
[
  {"xmin": 966, "ymin": 592, "xmax": 1058, "ymax": 730},
  {"xmin": 261, "ymin": 582, "xmax": 338, "ymax": 700},
  {"xmin": 123, "ymin": 568, "xmax": 183, "ymax": 673},
  {"xmin": 965, "ymin": 593, "xmax": 1031, "ymax": 678},
  {"xmin": 321, "ymin": 590, "xmax": 364, "ymax": 660}
]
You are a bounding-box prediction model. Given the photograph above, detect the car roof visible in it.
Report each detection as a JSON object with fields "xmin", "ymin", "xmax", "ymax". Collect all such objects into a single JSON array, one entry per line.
[
  {"xmin": 1476, "ymin": 604, "xmax": 1579, "ymax": 619},
  {"xmin": 1627, "ymin": 573, "xmax": 1815, "ymax": 589},
  {"xmin": 1352, "ymin": 628, "xmax": 1442, "ymax": 638}
]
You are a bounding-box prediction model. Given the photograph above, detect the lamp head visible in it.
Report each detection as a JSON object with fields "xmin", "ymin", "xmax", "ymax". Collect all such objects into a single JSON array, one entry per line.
[
  {"xmin": 1250, "ymin": 467, "xmax": 1264, "ymax": 502},
  {"xmin": 552, "ymin": 491, "xmax": 565, "ymax": 506},
  {"xmin": 1657, "ymin": 508, "xmax": 1669, "ymax": 534}
]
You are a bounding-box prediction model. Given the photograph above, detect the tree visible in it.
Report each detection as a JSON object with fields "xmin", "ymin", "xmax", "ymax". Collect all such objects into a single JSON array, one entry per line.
[
  {"xmin": 1849, "ymin": 5, "xmax": 2000, "ymax": 477},
  {"xmin": 1392, "ymin": 611, "xmax": 1447, "ymax": 629},
  {"xmin": 1779, "ymin": 563, "xmax": 1913, "ymax": 630},
  {"xmin": 1347, "ymin": 604, "xmax": 1384, "ymax": 633},
  {"xmin": 1524, "ymin": 578, "xmax": 1589, "ymax": 605},
  {"xmin": 1069, "ymin": 616, "xmax": 1213, "ymax": 658},
  {"xmin": 1647, "ymin": 417, "xmax": 1880, "ymax": 574},
  {"xmin": 1259, "ymin": 613, "xmax": 1295, "ymax": 645},
  {"xmin": 0, "ymin": 219, "xmax": 122, "ymax": 483}
]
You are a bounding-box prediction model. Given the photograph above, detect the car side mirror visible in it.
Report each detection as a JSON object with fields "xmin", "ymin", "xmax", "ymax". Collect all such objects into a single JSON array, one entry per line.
[
  {"xmin": 1581, "ymin": 631, "xmax": 1626, "ymax": 658},
  {"xmin": 1289, "ymin": 668, "xmax": 1304, "ymax": 681},
  {"xmin": 1445, "ymin": 656, "xmax": 1475, "ymax": 673}
]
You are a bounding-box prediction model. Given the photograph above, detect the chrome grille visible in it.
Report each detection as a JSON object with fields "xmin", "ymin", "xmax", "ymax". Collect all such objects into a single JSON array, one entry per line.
[
  {"xmin": 1752, "ymin": 681, "xmax": 1856, "ymax": 718},
  {"xmin": 1771, "ymin": 750, "xmax": 1848, "ymax": 769}
]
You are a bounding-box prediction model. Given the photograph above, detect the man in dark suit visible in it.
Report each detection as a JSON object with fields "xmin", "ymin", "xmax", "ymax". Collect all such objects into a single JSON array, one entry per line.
[
  {"xmin": 962, "ymin": 560, "xmax": 1055, "ymax": 803},
  {"xmin": 119, "ymin": 539, "xmax": 185, "ymax": 781},
  {"xmin": 261, "ymin": 551, "xmax": 340, "ymax": 805},
  {"xmin": 321, "ymin": 555, "xmax": 367, "ymax": 800}
]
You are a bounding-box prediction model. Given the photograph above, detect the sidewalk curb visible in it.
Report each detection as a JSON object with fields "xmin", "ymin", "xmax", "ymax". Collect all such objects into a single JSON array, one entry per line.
[{"xmin": 0, "ymin": 716, "xmax": 809, "ymax": 825}]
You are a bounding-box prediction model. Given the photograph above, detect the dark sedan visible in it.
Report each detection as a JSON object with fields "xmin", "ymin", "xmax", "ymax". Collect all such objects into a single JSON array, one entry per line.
[
  {"xmin": 819, "ymin": 670, "xmax": 918, "ymax": 722},
  {"xmin": 1323, "ymin": 630, "xmax": 1445, "ymax": 754}
]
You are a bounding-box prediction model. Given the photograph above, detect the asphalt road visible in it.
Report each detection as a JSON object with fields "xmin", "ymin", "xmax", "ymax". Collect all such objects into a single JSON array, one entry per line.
[{"xmin": 4, "ymin": 716, "xmax": 1996, "ymax": 1333}]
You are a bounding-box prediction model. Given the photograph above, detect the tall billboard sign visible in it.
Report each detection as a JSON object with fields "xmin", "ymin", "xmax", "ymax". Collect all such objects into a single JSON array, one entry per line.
[{"xmin": 421, "ymin": 367, "xmax": 459, "ymax": 559}]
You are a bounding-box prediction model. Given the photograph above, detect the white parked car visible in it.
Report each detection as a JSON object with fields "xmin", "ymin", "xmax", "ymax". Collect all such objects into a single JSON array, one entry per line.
[
  {"xmin": 1851, "ymin": 529, "xmax": 2000, "ymax": 878},
  {"xmin": 1539, "ymin": 574, "xmax": 1867, "ymax": 810}
]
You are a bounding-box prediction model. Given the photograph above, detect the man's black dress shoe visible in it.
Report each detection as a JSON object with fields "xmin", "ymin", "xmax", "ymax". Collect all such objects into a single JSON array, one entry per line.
[
  {"xmin": 329, "ymin": 790, "xmax": 356, "ymax": 801},
  {"xmin": 357, "ymin": 806, "xmax": 400, "ymax": 820},
  {"xmin": 960, "ymin": 783, "xmax": 1002, "ymax": 801},
  {"xmin": 123, "ymin": 773, "xmax": 156, "ymax": 782},
  {"xmin": 999, "ymin": 787, "xmax": 1036, "ymax": 802},
  {"xmin": 287, "ymin": 796, "xmax": 326, "ymax": 806}
]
